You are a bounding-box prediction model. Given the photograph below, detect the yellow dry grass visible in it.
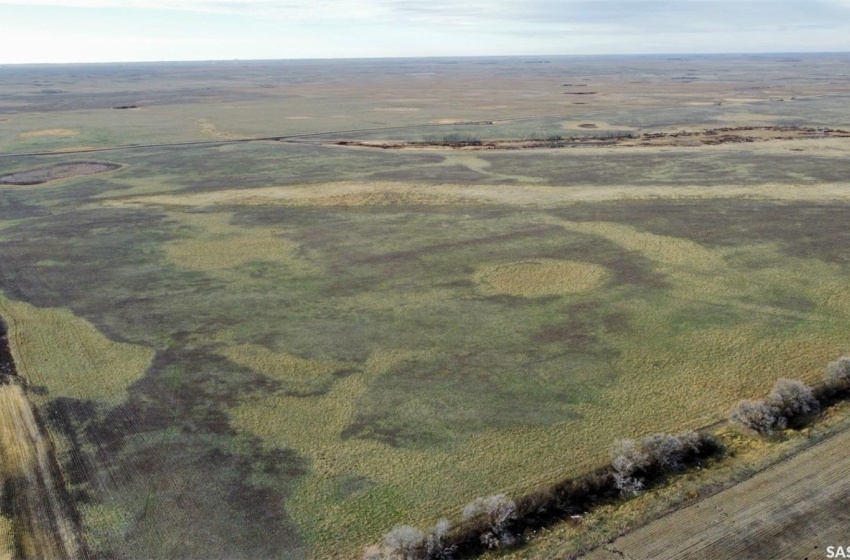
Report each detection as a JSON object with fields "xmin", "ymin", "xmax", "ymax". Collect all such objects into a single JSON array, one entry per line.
[
  {"xmin": 164, "ymin": 212, "xmax": 305, "ymax": 272},
  {"xmin": 0, "ymin": 385, "xmax": 38, "ymax": 482},
  {"xmin": 0, "ymin": 384, "xmax": 84, "ymax": 559},
  {"xmin": 100, "ymin": 179, "xmax": 850, "ymax": 215},
  {"xmin": 0, "ymin": 294, "xmax": 154, "ymax": 404},
  {"xmin": 167, "ymin": 236, "xmax": 295, "ymax": 270},
  {"xmin": 18, "ymin": 129, "xmax": 78, "ymax": 139},
  {"xmin": 0, "ymin": 515, "xmax": 12, "ymax": 560},
  {"xmin": 102, "ymin": 183, "xmax": 484, "ymax": 209},
  {"xmin": 221, "ymin": 344, "xmax": 349, "ymax": 394},
  {"xmin": 474, "ymin": 259, "xmax": 609, "ymax": 297}
]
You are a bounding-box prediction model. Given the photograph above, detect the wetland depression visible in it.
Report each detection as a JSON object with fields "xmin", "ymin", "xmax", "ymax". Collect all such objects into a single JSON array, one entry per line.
[
  {"xmin": 0, "ymin": 54, "xmax": 849, "ymax": 558},
  {"xmin": 0, "ymin": 162, "xmax": 121, "ymax": 185}
]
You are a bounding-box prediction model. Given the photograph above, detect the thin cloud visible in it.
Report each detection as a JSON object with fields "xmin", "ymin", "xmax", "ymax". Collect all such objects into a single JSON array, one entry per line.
[
  {"xmin": 3, "ymin": 0, "xmax": 850, "ymax": 28},
  {"xmin": 1, "ymin": 0, "xmax": 849, "ymax": 63},
  {"xmin": 0, "ymin": 0, "xmax": 390, "ymax": 19},
  {"xmin": 6, "ymin": 0, "xmax": 850, "ymax": 26}
]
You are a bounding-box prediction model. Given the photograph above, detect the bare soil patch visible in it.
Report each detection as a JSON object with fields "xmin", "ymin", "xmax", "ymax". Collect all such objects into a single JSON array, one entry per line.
[{"xmin": 0, "ymin": 162, "xmax": 121, "ymax": 185}]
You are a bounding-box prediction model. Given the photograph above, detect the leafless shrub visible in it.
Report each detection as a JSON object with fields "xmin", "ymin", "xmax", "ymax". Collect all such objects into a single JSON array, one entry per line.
[
  {"xmin": 826, "ymin": 357, "xmax": 850, "ymax": 387},
  {"xmin": 768, "ymin": 378, "xmax": 820, "ymax": 418},
  {"xmin": 461, "ymin": 494, "xmax": 517, "ymax": 549},
  {"xmin": 609, "ymin": 439, "xmax": 650, "ymax": 494},
  {"xmin": 382, "ymin": 525, "xmax": 424, "ymax": 560},
  {"xmin": 676, "ymin": 430, "xmax": 704, "ymax": 453},
  {"xmin": 609, "ymin": 439, "xmax": 650, "ymax": 476},
  {"xmin": 642, "ymin": 433, "xmax": 686, "ymax": 472},
  {"xmin": 612, "ymin": 471, "xmax": 644, "ymax": 495},
  {"xmin": 423, "ymin": 519, "xmax": 456, "ymax": 560},
  {"xmin": 729, "ymin": 399, "xmax": 786, "ymax": 435}
]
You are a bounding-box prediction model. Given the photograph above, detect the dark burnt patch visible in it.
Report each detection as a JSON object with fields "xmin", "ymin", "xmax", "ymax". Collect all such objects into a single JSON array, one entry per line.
[
  {"xmin": 104, "ymin": 435, "xmax": 308, "ymax": 559},
  {"xmin": 535, "ymin": 302, "xmax": 628, "ymax": 353}
]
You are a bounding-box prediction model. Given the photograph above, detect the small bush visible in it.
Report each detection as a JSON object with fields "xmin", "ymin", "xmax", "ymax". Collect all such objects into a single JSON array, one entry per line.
[
  {"xmin": 826, "ymin": 357, "xmax": 850, "ymax": 387},
  {"xmin": 612, "ymin": 471, "xmax": 644, "ymax": 495},
  {"xmin": 642, "ymin": 433, "xmax": 686, "ymax": 473},
  {"xmin": 461, "ymin": 494, "xmax": 517, "ymax": 549},
  {"xmin": 729, "ymin": 399, "xmax": 786, "ymax": 435},
  {"xmin": 767, "ymin": 378, "xmax": 820, "ymax": 419},
  {"xmin": 609, "ymin": 439, "xmax": 650, "ymax": 476},
  {"xmin": 424, "ymin": 519, "xmax": 455, "ymax": 560},
  {"xmin": 610, "ymin": 439, "xmax": 650, "ymax": 495},
  {"xmin": 676, "ymin": 430, "xmax": 704, "ymax": 453},
  {"xmin": 383, "ymin": 525, "xmax": 424, "ymax": 560}
]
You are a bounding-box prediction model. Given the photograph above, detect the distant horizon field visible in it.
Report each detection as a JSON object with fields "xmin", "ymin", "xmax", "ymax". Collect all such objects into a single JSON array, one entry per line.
[{"xmin": 1, "ymin": 54, "xmax": 849, "ymax": 558}]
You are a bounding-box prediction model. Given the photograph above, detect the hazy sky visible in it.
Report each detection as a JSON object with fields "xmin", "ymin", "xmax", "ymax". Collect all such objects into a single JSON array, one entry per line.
[{"xmin": 2, "ymin": 0, "xmax": 850, "ymax": 64}]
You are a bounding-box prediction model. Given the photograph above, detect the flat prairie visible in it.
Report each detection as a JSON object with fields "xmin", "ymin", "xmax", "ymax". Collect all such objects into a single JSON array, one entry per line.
[{"xmin": 1, "ymin": 53, "xmax": 849, "ymax": 558}]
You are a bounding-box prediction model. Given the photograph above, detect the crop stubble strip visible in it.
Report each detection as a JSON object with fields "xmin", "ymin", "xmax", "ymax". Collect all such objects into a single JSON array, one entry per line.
[{"xmin": 0, "ymin": 313, "xmax": 91, "ymax": 559}]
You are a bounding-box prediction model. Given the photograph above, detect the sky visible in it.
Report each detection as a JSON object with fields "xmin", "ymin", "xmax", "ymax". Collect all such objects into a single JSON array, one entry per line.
[{"xmin": 1, "ymin": 0, "xmax": 850, "ymax": 64}]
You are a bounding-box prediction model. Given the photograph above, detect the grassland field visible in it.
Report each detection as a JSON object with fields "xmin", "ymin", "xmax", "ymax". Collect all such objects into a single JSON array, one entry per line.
[{"xmin": 1, "ymin": 53, "xmax": 849, "ymax": 558}]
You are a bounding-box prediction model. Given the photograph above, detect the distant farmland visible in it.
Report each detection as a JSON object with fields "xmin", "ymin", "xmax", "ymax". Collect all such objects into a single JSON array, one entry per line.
[{"xmin": 0, "ymin": 54, "xmax": 849, "ymax": 558}]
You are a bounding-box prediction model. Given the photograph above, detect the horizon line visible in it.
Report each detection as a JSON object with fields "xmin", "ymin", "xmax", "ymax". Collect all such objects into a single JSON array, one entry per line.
[{"xmin": 2, "ymin": 50, "xmax": 848, "ymax": 67}]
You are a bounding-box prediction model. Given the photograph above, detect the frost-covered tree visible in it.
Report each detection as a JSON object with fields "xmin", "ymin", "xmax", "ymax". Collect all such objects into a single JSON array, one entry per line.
[
  {"xmin": 461, "ymin": 494, "xmax": 517, "ymax": 549},
  {"xmin": 382, "ymin": 525, "xmax": 424, "ymax": 560},
  {"xmin": 826, "ymin": 357, "xmax": 850, "ymax": 387},
  {"xmin": 642, "ymin": 433, "xmax": 686, "ymax": 472},
  {"xmin": 610, "ymin": 439, "xmax": 651, "ymax": 494},
  {"xmin": 729, "ymin": 399, "xmax": 786, "ymax": 435},
  {"xmin": 768, "ymin": 378, "xmax": 819, "ymax": 419},
  {"xmin": 676, "ymin": 430, "xmax": 704, "ymax": 454},
  {"xmin": 423, "ymin": 519, "xmax": 456, "ymax": 560}
]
